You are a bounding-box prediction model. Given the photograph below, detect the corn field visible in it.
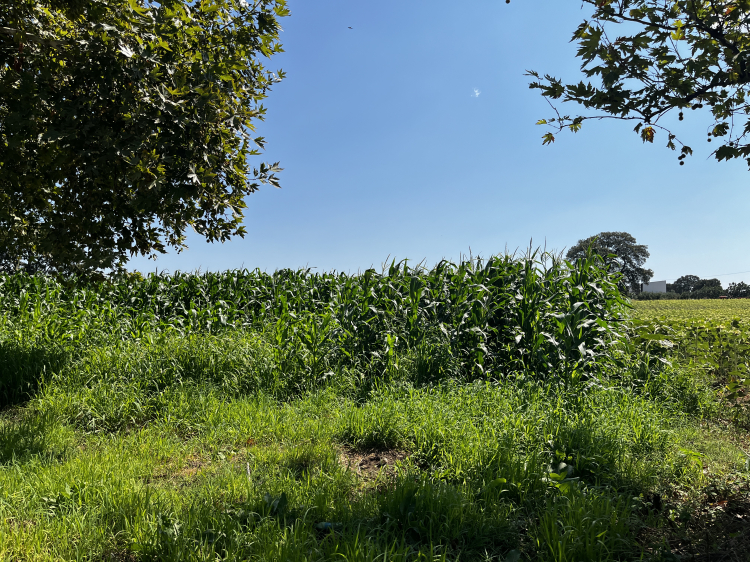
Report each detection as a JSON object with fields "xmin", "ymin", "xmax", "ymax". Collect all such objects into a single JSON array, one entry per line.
[{"xmin": 0, "ymin": 251, "xmax": 628, "ymax": 409}]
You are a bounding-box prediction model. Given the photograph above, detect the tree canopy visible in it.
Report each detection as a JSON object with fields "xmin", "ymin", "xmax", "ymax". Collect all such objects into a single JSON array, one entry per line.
[
  {"xmin": 668, "ymin": 275, "xmax": 724, "ymax": 297},
  {"xmin": 566, "ymin": 231, "xmax": 653, "ymax": 294},
  {"xmin": 728, "ymin": 280, "xmax": 750, "ymax": 298},
  {"xmin": 525, "ymin": 0, "xmax": 750, "ymax": 168},
  {"xmin": 668, "ymin": 274, "xmax": 703, "ymax": 294},
  {"xmin": 0, "ymin": 0, "xmax": 288, "ymax": 274}
]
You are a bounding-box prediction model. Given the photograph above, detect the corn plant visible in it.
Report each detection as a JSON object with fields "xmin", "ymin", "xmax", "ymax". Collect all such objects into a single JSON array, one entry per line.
[{"xmin": 0, "ymin": 249, "xmax": 630, "ymax": 407}]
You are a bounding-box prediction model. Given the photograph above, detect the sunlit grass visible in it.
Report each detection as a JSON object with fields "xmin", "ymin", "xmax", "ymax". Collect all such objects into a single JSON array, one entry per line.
[
  {"xmin": 1, "ymin": 380, "xmax": 710, "ymax": 561},
  {"xmin": 1, "ymin": 258, "xmax": 749, "ymax": 560}
]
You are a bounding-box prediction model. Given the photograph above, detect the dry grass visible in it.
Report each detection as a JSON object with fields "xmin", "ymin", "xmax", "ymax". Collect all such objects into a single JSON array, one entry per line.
[{"xmin": 149, "ymin": 453, "xmax": 209, "ymax": 485}]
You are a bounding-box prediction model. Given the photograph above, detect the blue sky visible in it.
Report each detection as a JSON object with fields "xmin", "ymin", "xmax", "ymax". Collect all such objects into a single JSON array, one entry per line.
[{"xmin": 129, "ymin": 0, "xmax": 750, "ymax": 286}]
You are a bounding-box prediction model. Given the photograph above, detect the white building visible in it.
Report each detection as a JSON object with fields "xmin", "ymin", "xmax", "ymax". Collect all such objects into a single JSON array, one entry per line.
[{"xmin": 642, "ymin": 280, "xmax": 667, "ymax": 293}]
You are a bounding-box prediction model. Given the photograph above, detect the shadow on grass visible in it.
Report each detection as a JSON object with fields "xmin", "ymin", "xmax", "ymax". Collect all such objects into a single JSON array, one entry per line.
[
  {"xmin": 0, "ymin": 411, "xmax": 65, "ymax": 465},
  {"xmin": 0, "ymin": 340, "xmax": 69, "ymax": 410},
  {"xmin": 114, "ymin": 476, "xmax": 520, "ymax": 562},
  {"xmin": 641, "ymin": 485, "xmax": 750, "ymax": 561}
]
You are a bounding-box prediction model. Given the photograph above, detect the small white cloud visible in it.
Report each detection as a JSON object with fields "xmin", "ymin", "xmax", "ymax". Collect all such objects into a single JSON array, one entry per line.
[{"xmin": 472, "ymin": 88, "xmax": 481, "ymax": 98}]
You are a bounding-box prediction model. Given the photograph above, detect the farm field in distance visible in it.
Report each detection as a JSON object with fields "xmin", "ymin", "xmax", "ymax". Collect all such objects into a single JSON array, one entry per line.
[
  {"xmin": 0, "ymin": 257, "xmax": 749, "ymax": 561},
  {"xmin": 633, "ymin": 298, "xmax": 750, "ymax": 325}
]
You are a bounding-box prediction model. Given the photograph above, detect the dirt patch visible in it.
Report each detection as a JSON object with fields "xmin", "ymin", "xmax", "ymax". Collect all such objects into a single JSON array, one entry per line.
[
  {"xmin": 175, "ymin": 454, "xmax": 206, "ymax": 479},
  {"xmin": 6, "ymin": 518, "xmax": 36, "ymax": 529},
  {"xmin": 640, "ymin": 484, "xmax": 750, "ymax": 560},
  {"xmin": 150, "ymin": 454, "xmax": 208, "ymax": 484},
  {"xmin": 100, "ymin": 549, "xmax": 139, "ymax": 562},
  {"xmin": 339, "ymin": 448, "xmax": 409, "ymax": 482}
]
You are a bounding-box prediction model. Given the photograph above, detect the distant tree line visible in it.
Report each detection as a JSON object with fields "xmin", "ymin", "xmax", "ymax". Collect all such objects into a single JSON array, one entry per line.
[
  {"xmin": 565, "ymin": 232, "xmax": 749, "ymax": 301},
  {"xmin": 638, "ymin": 275, "xmax": 750, "ymax": 300}
]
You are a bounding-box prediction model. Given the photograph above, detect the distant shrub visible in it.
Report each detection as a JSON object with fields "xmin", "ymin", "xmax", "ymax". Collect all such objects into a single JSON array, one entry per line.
[
  {"xmin": 662, "ymin": 276, "xmax": 728, "ymax": 299},
  {"xmin": 683, "ymin": 285, "xmax": 726, "ymax": 299},
  {"xmin": 633, "ymin": 291, "xmax": 681, "ymax": 300}
]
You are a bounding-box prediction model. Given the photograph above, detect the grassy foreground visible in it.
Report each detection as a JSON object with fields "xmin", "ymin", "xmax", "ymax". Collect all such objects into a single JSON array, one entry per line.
[{"xmin": 1, "ymin": 258, "xmax": 749, "ymax": 561}]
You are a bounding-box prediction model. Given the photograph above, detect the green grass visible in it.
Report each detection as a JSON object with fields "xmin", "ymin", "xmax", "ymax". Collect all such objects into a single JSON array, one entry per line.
[
  {"xmin": 1, "ymin": 382, "xmax": 707, "ymax": 561},
  {"xmin": 1, "ymin": 257, "xmax": 749, "ymax": 561}
]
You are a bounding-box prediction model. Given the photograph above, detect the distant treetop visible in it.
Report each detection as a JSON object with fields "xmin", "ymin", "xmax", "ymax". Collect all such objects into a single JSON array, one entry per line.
[{"xmin": 566, "ymin": 231, "xmax": 652, "ymax": 295}]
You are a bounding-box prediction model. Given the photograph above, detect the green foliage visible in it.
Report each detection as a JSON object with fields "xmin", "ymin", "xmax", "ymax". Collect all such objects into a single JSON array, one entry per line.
[
  {"xmin": 0, "ymin": 383, "xmax": 699, "ymax": 561},
  {"xmin": 670, "ymin": 275, "xmax": 703, "ymax": 295},
  {"xmin": 632, "ymin": 300, "xmax": 750, "ymax": 422},
  {"xmin": 523, "ymin": 0, "xmax": 750, "ymax": 169},
  {"xmin": 0, "ymin": 252, "xmax": 630, "ymax": 399},
  {"xmin": 633, "ymin": 291, "xmax": 682, "ymax": 300},
  {"xmin": 727, "ymin": 281, "xmax": 750, "ymax": 299},
  {"xmin": 566, "ymin": 231, "xmax": 652, "ymax": 295},
  {"xmin": 536, "ymin": 488, "xmax": 634, "ymax": 562},
  {"xmin": 632, "ymin": 299, "xmax": 750, "ymax": 325},
  {"xmin": 0, "ymin": 0, "xmax": 287, "ymax": 273},
  {"xmin": 667, "ymin": 275, "xmax": 725, "ymax": 299},
  {"xmin": 1, "ymin": 258, "xmax": 749, "ymax": 560}
]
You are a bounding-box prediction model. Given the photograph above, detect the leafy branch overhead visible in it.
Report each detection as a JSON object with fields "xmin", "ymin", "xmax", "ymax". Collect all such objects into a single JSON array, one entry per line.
[
  {"xmin": 0, "ymin": 0, "xmax": 288, "ymax": 274},
  {"xmin": 522, "ymin": 0, "xmax": 750, "ymax": 167}
]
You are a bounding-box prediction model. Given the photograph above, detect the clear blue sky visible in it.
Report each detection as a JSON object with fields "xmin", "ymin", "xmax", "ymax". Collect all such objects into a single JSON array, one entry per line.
[{"xmin": 129, "ymin": 0, "xmax": 750, "ymax": 286}]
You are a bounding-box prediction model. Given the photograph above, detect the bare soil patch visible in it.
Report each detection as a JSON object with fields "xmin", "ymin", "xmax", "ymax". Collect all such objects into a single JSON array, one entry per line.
[
  {"xmin": 641, "ymin": 483, "xmax": 750, "ymax": 560},
  {"xmin": 339, "ymin": 448, "xmax": 409, "ymax": 482},
  {"xmin": 150, "ymin": 453, "xmax": 208, "ymax": 484}
]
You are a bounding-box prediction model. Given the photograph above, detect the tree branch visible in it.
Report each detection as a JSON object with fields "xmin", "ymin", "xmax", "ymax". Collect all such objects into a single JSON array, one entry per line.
[{"xmin": 0, "ymin": 26, "xmax": 65, "ymax": 48}]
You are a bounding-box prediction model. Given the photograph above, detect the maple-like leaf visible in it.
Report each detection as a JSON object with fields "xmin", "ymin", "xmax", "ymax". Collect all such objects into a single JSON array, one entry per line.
[{"xmin": 522, "ymin": 0, "xmax": 750, "ymax": 171}]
